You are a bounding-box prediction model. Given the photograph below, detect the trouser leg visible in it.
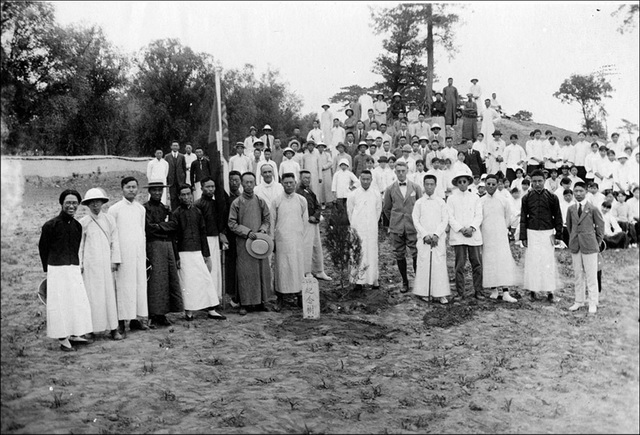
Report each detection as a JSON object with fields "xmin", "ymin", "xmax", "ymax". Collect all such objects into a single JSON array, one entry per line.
[
  {"xmin": 468, "ymin": 245, "xmax": 483, "ymax": 293},
  {"xmin": 454, "ymin": 245, "xmax": 468, "ymax": 296}
]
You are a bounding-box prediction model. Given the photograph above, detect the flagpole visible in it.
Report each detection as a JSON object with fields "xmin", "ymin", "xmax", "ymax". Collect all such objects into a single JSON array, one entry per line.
[{"xmin": 214, "ymin": 66, "xmax": 230, "ymax": 194}]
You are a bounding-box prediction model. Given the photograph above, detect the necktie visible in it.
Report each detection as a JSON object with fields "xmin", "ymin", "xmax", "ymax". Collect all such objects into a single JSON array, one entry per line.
[
  {"xmin": 578, "ymin": 203, "xmax": 582, "ymax": 217},
  {"xmin": 266, "ymin": 136, "xmax": 270, "ymax": 148}
]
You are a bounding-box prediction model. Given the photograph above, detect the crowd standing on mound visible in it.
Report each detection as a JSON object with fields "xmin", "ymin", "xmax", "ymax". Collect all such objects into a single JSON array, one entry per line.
[{"xmin": 39, "ymin": 81, "xmax": 639, "ymax": 351}]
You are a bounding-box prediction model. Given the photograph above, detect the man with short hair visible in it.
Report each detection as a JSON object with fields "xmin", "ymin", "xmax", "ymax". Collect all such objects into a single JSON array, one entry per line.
[
  {"xmin": 302, "ymin": 140, "xmax": 322, "ymax": 194},
  {"xmin": 165, "ymin": 141, "xmax": 187, "ymax": 211},
  {"xmin": 410, "ymin": 112, "xmax": 431, "ymax": 138},
  {"xmin": 173, "ymin": 184, "xmax": 225, "ymax": 321},
  {"xmin": 190, "ymin": 146, "xmax": 212, "ymax": 201},
  {"xmin": 256, "ymin": 148, "xmax": 278, "ymax": 185},
  {"xmin": 480, "ymin": 99, "xmax": 500, "ymax": 142},
  {"xmin": 255, "ymin": 164, "xmax": 285, "ymax": 240},
  {"xmin": 396, "ymin": 144, "xmax": 417, "ymax": 173},
  {"xmin": 412, "ymin": 174, "xmax": 451, "ymax": 304},
  {"xmin": 184, "ymin": 143, "xmax": 197, "ymax": 186},
  {"xmin": 481, "ymin": 174, "xmax": 519, "ymax": 303},
  {"xmin": 108, "ymin": 177, "xmax": 149, "ymax": 334},
  {"xmin": 39, "ymin": 189, "xmax": 94, "ymax": 351},
  {"xmin": 463, "ymin": 139, "xmax": 485, "ymax": 177},
  {"xmin": 230, "ymin": 142, "xmax": 252, "ymax": 175},
  {"xmin": 504, "ymin": 134, "xmax": 527, "ymax": 183},
  {"xmin": 520, "ymin": 170, "xmax": 563, "ymax": 301},
  {"xmin": 394, "ymin": 121, "xmax": 410, "ymax": 148},
  {"xmin": 348, "ymin": 170, "xmax": 383, "ymax": 290},
  {"xmin": 383, "ymin": 161, "xmax": 423, "ymax": 292},
  {"xmin": 486, "ymin": 130, "xmax": 506, "ymax": 177},
  {"xmin": 574, "ymin": 131, "xmax": 591, "ymax": 180},
  {"xmin": 469, "ymin": 78, "xmax": 482, "ymax": 102},
  {"xmin": 447, "ymin": 171, "xmax": 484, "ymax": 300},
  {"xmin": 259, "ymin": 125, "xmax": 275, "ymax": 150},
  {"xmin": 228, "ymin": 172, "xmax": 273, "ymax": 315},
  {"xmin": 526, "ymin": 130, "xmax": 545, "ymax": 176},
  {"xmin": 443, "ymin": 77, "xmax": 459, "ymax": 131},
  {"xmin": 147, "ymin": 149, "xmax": 169, "ymax": 206},
  {"xmin": 567, "ymin": 182, "xmax": 604, "ymax": 314},
  {"xmin": 224, "ymin": 171, "xmax": 242, "ymax": 306},
  {"xmin": 330, "ymin": 118, "xmax": 346, "ymax": 152},
  {"xmin": 272, "ymin": 173, "xmax": 308, "ymax": 311},
  {"xmin": 279, "ymin": 147, "xmax": 301, "ymax": 183},
  {"xmin": 244, "ymin": 126, "xmax": 259, "ymax": 156},
  {"xmin": 297, "ymin": 170, "xmax": 331, "ymax": 281}
]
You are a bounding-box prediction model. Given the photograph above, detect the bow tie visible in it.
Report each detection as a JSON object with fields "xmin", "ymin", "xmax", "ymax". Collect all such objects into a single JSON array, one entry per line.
[{"xmin": 399, "ymin": 182, "xmax": 407, "ymax": 186}]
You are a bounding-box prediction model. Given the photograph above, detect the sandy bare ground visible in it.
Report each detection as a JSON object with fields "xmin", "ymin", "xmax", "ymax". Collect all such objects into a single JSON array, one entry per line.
[{"xmin": 1, "ymin": 172, "xmax": 638, "ymax": 434}]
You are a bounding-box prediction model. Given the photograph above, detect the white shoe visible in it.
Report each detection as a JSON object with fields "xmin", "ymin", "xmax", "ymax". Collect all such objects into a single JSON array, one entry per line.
[
  {"xmin": 502, "ymin": 292, "xmax": 517, "ymax": 303},
  {"xmin": 439, "ymin": 297, "xmax": 449, "ymax": 304},
  {"xmin": 489, "ymin": 288, "xmax": 500, "ymax": 299},
  {"xmin": 314, "ymin": 272, "xmax": 332, "ymax": 281},
  {"xmin": 568, "ymin": 303, "xmax": 584, "ymax": 311},
  {"xmin": 588, "ymin": 304, "xmax": 597, "ymax": 314}
]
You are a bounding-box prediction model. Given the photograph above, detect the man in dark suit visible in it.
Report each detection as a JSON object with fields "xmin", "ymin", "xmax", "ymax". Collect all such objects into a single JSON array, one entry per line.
[
  {"xmin": 354, "ymin": 121, "xmax": 367, "ymax": 145},
  {"xmin": 165, "ymin": 140, "xmax": 187, "ymax": 211},
  {"xmin": 383, "ymin": 161, "xmax": 423, "ymax": 292},
  {"xmin": 566, "ymin": 181, "xmax": 604, "ymax": 314},
  {"xmin": 462, "ymin": 139, "xmax": 485, "ymax": 177}
]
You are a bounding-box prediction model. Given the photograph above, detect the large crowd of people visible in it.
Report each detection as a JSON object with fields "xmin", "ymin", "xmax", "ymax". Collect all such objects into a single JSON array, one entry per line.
[{"xmin": 39, "ymin": 83, "xmax": 639, "ymax": 351}]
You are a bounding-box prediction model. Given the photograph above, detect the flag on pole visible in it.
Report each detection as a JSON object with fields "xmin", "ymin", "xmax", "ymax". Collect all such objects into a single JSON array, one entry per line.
[{"xmin": 208, "ymin": 69, "xmax": 230, "ymax": 193}]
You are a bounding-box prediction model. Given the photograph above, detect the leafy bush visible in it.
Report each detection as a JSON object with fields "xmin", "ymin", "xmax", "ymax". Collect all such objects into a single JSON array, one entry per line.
[{"xmin": 512, "ymin": 110, "xmax": 533, "ymax": 122}]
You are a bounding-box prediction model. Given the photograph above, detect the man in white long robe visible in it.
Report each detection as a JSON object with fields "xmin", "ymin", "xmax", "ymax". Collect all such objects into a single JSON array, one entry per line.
[
  {"xmin": 273, "ymin": 173, "xmax": 308, "ymax": 310},
  {"xmin": 79, "ymin": 188, "xmax": 122, "ymax": 338},
  {"xmin": 108, "ymin": 177, "xmax": 148, "ymax": 335},
  {"xmin": 317, "ymin": 143, "xmax": 334, "ymax": 206},
  {"xmin": 320, "ymin": 105, "xmax": 333, "ymax": 147},
  {"xmin": 302, "ymin": 141, "xmax": 322, "ymax": 195},
  {"xmin": 347, "ymin": 170, "xmax": 382, "ymax": 288},
  {"xmin": 480, "ymin": 99, "xmax": 500, "ymax": 143},
  {"xmin": 254, "ymin": 165, "xmax": 285, "ymax": 238},
  {"xmin": 412, "ymin": 175, "xmax": 450, "ymax": 303},
  {"xmin": 147, "ymin": 149, "xmax": 169, "ymax": 206},
  {"xmin": 480, "ymin": 175, "xmax": 520, "ymax": 303}
]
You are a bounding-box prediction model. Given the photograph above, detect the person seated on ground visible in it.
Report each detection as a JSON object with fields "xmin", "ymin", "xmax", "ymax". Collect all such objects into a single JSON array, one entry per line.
[
  {"xmin": 626, "ymin": 186, "xmax": 639, "ymax": 247},
  {"xmin": 601, "ymin": 200, "xmax": 629, "ymax": 249},
  {"xmin": 586, "ymin": 182, "xmax": 606, "ymax": 211},
  {"xmin": 544, "ymin": 168, "xmax": 560, "ymax": 193},
  {"xmin": 611, "ymin": 190, "xmax": 635, "ymax": 242}
]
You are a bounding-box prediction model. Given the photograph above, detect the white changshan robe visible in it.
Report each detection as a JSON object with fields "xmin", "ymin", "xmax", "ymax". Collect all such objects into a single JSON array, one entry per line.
[
  {"xmin": 273, "ymin": 192, "xmax": 308, "ymax": 294},
  {"xmin": 480, "ymin": 107, "xmax": 500, "ymax": 143},
  {"xmin": 480, "ymin": 193, "xmax": 521, "ymax": 288},
  {"xmin": 108, "ymin": 198, "xmax": 148, "ymax": 320},
  {"xmin": 347, "ymin": 187, "xmax": 382, "ymax": 285},
  {"xmin": 79, "ymin": 212, "xmax": 121, "ymax": 332},
  {"xmin": 412, "ymin": 194, "xmax": 451, "ymax": 297}
]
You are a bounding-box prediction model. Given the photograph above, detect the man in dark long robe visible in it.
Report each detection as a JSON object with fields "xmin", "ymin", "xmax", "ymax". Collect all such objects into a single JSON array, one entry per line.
[
  {"xmin": 228, "ymin": 172, "xmax": 272, "ymax": 315},
  {"xmin": 143, "ymin": 182, "xmax": 183, "ymax": 327},
  {"xmin": 443, "ymin": 77, "xmax": 459, "ymax": 128},
  {"xmin": 224, "ymin": 170, "xmax": 242, "ymax": 305},
  {"xmin": 461, "ymin": 94, "xmax": 479, "ymax": 142}
]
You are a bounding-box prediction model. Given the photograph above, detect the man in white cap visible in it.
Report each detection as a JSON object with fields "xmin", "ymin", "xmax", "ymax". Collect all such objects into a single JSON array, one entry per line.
[
  {"xmin": 389, "ymin": 92, "xmax": 405, "ymax": 121},
  {"xmin": 272, "ymin": 173, "xmax": 308, "ymax": 311},
  {"xmin": 447, "ymin": 170, "xmax": 484, "ymax": 300},
  {"xmin": 39, "ymin": 189, "xmax": 94, "ymax": 351},
  {"xmin": 383, "ymin": 161, "xmax": 422, "ymax": 292},
  {"xmin": 79, "ymin": 188, "xmax": 122, "ymax": 339},
  {"xmin": 613, "ymin": 152, "xmax": 633, "ymax": 195},
  {"xmin": 316, "ymin": 142, "xmax": 334, "ymax": 207},
  {"xmin": 229, "ymin": 142, "xmax": 252, "ymax": 175},
  {"xmin": 469, "ymin": 78, "xmax": 482, "ymax": 102},
  {"xmin": 307, "ymin": 119, "xmax": 324, "ymax": 144},
  {"xmin": 147, "ymin": 149, "xmax": 169, "ymax": 206},
  {"xmin": 259, "ymin": 125, "xmax": 275, "ymax": 150},
  {"xmin": 330, "ymin": 117, "xmax": 346, "ymax": 152},
  {"xmin": 320, "ymin": 104, "xmax": 333, "ymax": 147},
  {"xmin": 480, "ymin": 174, "xmax": 519, "ymax": 303},
  {"xmin": 348, "ymin": 169, "xmax": 383, "ymax": 290},
  {"xmin": 412, "ymin": 174, "xmax": 451, "ymax": 304},
  {"xmin": 228, "ymin": 172, "xmax": 273, "ymax": 315},
  {"xmin": 244, "ymin": 126, "xmax": 259, "ymax": 157},
  {"xmin": 279, "ymin": 146, "xmax": 301, "ymax": 183}
]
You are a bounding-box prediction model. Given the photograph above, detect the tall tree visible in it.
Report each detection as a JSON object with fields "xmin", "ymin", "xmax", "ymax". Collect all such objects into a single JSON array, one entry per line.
[
  {"xmin": 553, "ymin": 73, "xmax": 613, "ymax": 133},
  {"xmin": 612, "ymin": 4, "xmax": 639, "ymax": 34},
  {"xmin": 369, "ymin": 3, "xmax": 460, "ymax": 112}
]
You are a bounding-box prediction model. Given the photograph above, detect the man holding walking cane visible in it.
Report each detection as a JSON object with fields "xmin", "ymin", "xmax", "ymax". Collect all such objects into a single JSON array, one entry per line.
[{"xmin": 412, "ymin": 174, "xmax": 451, "ymax": 303}]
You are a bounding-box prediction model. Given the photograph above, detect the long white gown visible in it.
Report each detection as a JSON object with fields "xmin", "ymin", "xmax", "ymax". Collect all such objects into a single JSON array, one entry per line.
[
  {"xmin": 320, "ymin": 110, "xmax": 333, "ymax": 147},
  {"xmin": 79, "ymin": 212, "xmax": 121, "ymax": 332},
  {"xmin": 347, "ymin": 187, "xmax": 382, "ymax": 285},
  {"xmin": 273, "ymin": 193, "xmax": 308, "ymax": 294},
  {"xmin": 412, "ymin": 195, "xmax": 451, "ymax": 297},
  {"xmin": 480, "ymin": 107, "xmax": 500, "ymax": 143},
  {"xmin": 480, "ymin": 193, "xmax": 521, "ymax": 288},
  {"xmin": 108, "ymin": 198, "xmax": 148, "ymax": 320}
]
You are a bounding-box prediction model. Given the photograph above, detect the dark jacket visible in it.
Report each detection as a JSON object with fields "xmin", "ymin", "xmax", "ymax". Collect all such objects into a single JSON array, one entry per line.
[
  {"xmin": 463, "ymin": 149, "xmax": 485, "ymax": 177},
  {"xmin": 165, "ymin": 152, "xmax": 187, "ymax": 187},
  {"xmin": 195, "ymin": 194, "xmax": 227, "ymax": 237},
  {"xmin": 171, "ymin": 204, "xmax": 210, "ymax": 256},
  {"xmin": 38, "ymin": 212, "xmax": 82, "ymax": 271},
  {"xmin": 296, "ymin": 185, "xmax": 321, "ymax": 223},
  {"xmin": 190, "ymin": 157, "xmax": 212, "ymax": 185}
]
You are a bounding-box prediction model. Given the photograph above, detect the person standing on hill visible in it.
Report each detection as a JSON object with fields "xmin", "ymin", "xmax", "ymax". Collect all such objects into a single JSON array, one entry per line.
[
  {"xmin": 39, "ymin": 189, "xmax": 94, "ymax": 351},
  {"xmin": 143, "ymin": 181, "xmax": 183, "ymax": 328},
  {"xmin": 383, "ymin": 161, "xmax": 423, "ymax": 293},
  {"xmin": 443, "ymin": 78, "xmax": 459, "ymax": 132},
  {"xmin": 520, "ymin": 170, "xmax": 563, "ymax": 302},
  {"xmin": 461, "ymin": 94, "xmax": 478, "ymax": 142},
  {"xmin": 190, "ymin": 146, "xmax": 212, "ymax": 201},
  {"xmin": 108, "ymin": 177, "xmax": 149, "ymax": 335},
  {"xmin": 480, "ymin": 99, "xmax": 500, "ymax": 142},
  {"xmin": 165, "ymin": 141, "xmax": 187, "ymax": 211},
  {"xmin": 79, "ymin": 188, "xmax": 122, "ymax": 339},
  {"xmin": 147, "ymin": 149, "xmax": 169, "ymax": 206},
  {"xmin": 224, "ymin": 171, "xmax": 242, "ymax": 306}
]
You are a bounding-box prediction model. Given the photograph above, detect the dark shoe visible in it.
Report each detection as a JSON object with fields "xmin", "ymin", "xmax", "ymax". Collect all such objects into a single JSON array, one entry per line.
[
  {"xmin": 157, "ymin": 315, "xmax": 172, "ymax": 326},
  {"xmin": 238, "ymin": 308, "xmax": 248, "ymax": 316},
  {"xmin": 547, "ymin": 293, "xmax": 555, "ymax": 303},
  {"xmin": 372, "ymin": 285, "xmax": 380, "ymax": 290},
  {"xmin": 130, "ymin": 319, "xmax": 149, "ymax": 331},
  {"xmin": 401, "ymin": 281, "xmax": 410, "ymax": 293},
  {"xmin": 254, "ymin": 303, "xmax": 269, "ymax": 312},
  {"xmin": 474, "ymin": 292, "xmax": 485, "ymax": 300},
  {"xmin": 185, "ymin": 314, "xmax": 195, "ymax": 321},
  {"xmin": 272, "ymin": 301, "xmax": 282, "ymax": 313},
  {"xmin": 296, "ymin": 295, "xmax": 303, "ymax": 308},
  {"xmin": 207, "ymin": 311, "xmax": 227, "ymax": 320},
  {"xmin": 110, "ymin": 330, "xmax": 124, "ymax": 340},
  {"xmin": 60, "ymin": 344, "xmax": 76, "ymax": 352},
  {"xmin": 530, "ymin": 291, "xmax": 537, "ymax": 301}
]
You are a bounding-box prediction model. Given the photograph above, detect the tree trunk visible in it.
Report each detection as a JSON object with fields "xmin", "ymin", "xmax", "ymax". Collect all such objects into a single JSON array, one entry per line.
[
  {"xmin": 425, "ymin": 4, "xmax": 434, "ymax": 116},
  {"xmin": 103, "ymin": 137, "xmax": 108, "ymax": 155}
]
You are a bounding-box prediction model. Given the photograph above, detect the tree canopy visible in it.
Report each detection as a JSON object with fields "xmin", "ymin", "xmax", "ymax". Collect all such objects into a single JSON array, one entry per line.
[{"xmin": 553, "ymin": 73, "xmax": 613, "ymax": 133}]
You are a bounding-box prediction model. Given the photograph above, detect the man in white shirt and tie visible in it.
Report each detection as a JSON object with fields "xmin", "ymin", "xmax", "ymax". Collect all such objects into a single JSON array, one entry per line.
[
  {"xmin": 243, "ymin": 126, "xmax": 258, "ymax": 157},
  {"xmin": 259, "ymin": 125, "xmax": 275, "ymax": 150}
]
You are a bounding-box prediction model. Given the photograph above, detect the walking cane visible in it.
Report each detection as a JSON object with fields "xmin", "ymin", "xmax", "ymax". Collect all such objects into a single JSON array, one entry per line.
[{"xmin": 428, "ymin": 243, "xmax": 433, "ymax": 303}]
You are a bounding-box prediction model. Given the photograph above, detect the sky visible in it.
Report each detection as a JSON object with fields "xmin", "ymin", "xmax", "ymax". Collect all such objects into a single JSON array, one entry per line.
[{"xmin": 51, "ymin": 1, "xmax": 639, "ymax": 137}]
